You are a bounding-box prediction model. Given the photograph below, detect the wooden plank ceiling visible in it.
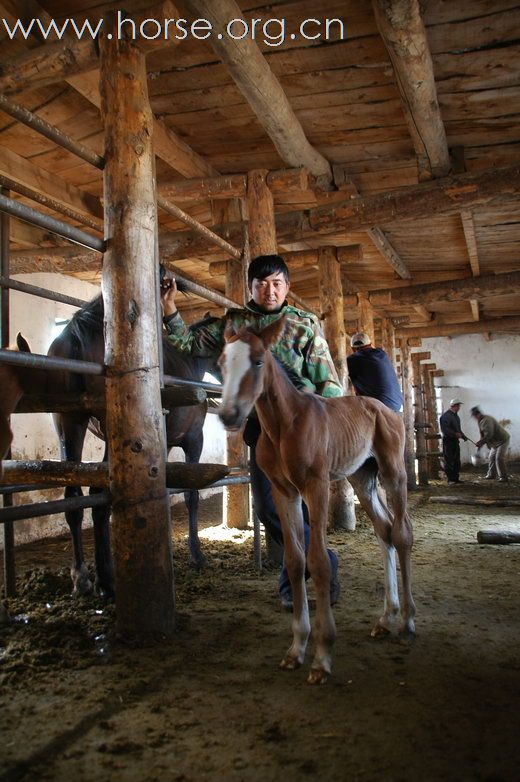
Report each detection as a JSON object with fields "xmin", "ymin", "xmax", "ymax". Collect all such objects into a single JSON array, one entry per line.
[{"xmin": 0, "ymin": 0, "xmax": 519, "ymax": 338}]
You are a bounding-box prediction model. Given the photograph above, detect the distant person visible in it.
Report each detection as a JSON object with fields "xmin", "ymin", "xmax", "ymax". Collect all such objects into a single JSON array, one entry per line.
[
  {"xmin": 439, "ymin": 399, "xmax": 468, "ymax": 485},
  {"xmin": 470, "ymin": 406, "xmax": 510, "ymax": 482},
  {"xmin": 346, "ymin": 332, "xmax": 403, "ymax": 412}
]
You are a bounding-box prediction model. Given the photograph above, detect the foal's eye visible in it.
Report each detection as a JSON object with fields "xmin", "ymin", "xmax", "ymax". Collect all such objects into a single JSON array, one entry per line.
[{"xmin": 254, "ymin": 360, "xmax": 263, "ymax": 368}]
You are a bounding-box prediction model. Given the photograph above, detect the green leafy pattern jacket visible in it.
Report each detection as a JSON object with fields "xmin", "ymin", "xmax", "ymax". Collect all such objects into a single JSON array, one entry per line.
[{"xmin": 164, "ymin": 300, "xmax": 343, "ymax": 398}]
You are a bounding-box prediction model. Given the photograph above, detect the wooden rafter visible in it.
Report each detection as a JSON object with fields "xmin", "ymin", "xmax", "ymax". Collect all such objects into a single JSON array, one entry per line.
[
  {"xmin": 398, "ymin": 316, "xmax": 520, "ymax": 339},
  {"xmin": 369, "ymin": 270, "xmax": 520, "ymax": 306},
  {"xmin": 460, "ymin": 210, "xmax": 480, "ymax": 276},
  {"xmin": 184, "ymin": 0, "xmax": 332, "ymax": 185},
  {"xmin": 372, "ymin": 0, "xmax": 450, "ymax": 179}
]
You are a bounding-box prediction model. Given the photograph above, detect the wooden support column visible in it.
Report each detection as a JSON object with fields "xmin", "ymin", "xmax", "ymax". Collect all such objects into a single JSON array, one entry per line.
[
  {"xmin": 224, "ymin": 250, "xmax": 250, "ymax": 530},
  {"xmin": 411, "ymin": 352, "xmax": 431, "ymax": 486},
  {"xmin": 317, "ymin": 247, "xmax": 356, "ymax": 531},
  {"xmin": 244, "ymin": 169, "xmax": 281, "ymax": 559},
  {"xmin": 99, "ymin": 16, "xmax": 174, "ymax": 638},
  {"xmin": 380, "ymin": 317, "xmax": 396, "ymax": 365},
  {"xmin": 400, "ymin": 340, "xmax": 417, "ymax": 489},
  {"xmin": 421, "ymin": 363, "xmax": 440, "ymax": 479},
  {"xmin": 357, "ymin": 292, "xmax": 375, "ymax": 345}
]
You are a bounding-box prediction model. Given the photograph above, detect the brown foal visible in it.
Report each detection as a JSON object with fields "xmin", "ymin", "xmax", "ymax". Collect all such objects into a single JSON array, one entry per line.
[{"xmin": 218, "ymin": 316, "xmax": 416, "ymax": 685}]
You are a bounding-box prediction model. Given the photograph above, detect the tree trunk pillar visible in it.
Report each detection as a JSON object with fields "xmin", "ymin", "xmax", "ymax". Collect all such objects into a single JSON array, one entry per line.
[
  {"xmin": 224, "ymin": 253, "xmax": 250, "ymax": 529},
  {"xmin": 246, "ymin": 169, "xmax": 282, "ymax": 561},
  {"xmin": 317, "ymin": 246, "xmax": 356, "ymax": 531},
  {"xmin": 400, "ymin": 340, "xmax": 417, "ymax": 489},
  {"xmin": 357, "ymin": 291, "xmax": 375, "ymax": 344},
  {"xmin": 412, "ymin": 356, "xmax": 429, "ymax": 486},
  {"xmin": 99, "ymin": 17, "xmax": 174, "ymax": 638}
]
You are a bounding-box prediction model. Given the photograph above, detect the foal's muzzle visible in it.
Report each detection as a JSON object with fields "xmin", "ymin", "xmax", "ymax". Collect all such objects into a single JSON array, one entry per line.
[{"xmin": 218, "ymin": 404, "xmax": 244, "ymax": 431}]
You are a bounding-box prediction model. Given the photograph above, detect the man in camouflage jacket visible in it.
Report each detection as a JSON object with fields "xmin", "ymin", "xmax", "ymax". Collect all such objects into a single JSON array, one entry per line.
[{"xmin": 161, "ymin": 254, "xmax": 343, "ymax": 609}]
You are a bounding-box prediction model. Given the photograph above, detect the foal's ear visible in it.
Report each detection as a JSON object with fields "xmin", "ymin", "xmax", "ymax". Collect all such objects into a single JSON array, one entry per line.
[
  {"xmin": 223, "ymin": 320, "xmax": 237, "ymax": 342},
  {"xmin": 16, "ymin": 333, "xmax": 31, "ymax": 353},
  {"xmin": 259, "ymin": 316, "xmax": 286, "ymax": 348}
]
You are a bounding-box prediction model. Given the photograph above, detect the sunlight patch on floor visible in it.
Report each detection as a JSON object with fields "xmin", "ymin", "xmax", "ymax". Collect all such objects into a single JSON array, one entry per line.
[{"xmin": 195, "ymin": 523, "xmax": 261, "ymax": 544}]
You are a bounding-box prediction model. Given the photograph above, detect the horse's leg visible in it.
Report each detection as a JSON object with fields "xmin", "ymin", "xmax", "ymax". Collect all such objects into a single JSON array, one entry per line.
[
  {"xmin": 180, "ymin": 430, "xmax": 206, "ymax": 569},
  {"xmin": 302, "ymin": 478, "xmax": 336, "ymax": 685},
  {"xmin": 349, "ymin": 460, "xmax": 402, "ymax": 637},
  {"xmin": 376, "ymin": 457, "xmax": 416, "ymax": 638},
  {"xmin": 90, "ymin": 440, "xmax": 115, "ymax": 598},
  {"xmin": 55, "ymin": 412, "xmax": 92, "ymax": 596},
  {"xmin": 271, "ymin": 486, "xmax": 311, "ymax": 672}
]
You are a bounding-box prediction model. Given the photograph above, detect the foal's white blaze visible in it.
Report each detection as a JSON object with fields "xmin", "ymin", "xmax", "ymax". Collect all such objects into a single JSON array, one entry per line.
[{"xmin": 221, "ymin": 340, "xmax": 252, "ymax": 411}]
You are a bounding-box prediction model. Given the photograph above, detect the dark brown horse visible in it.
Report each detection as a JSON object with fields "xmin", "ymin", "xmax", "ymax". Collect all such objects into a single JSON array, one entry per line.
[
  {"xmin": 217, "ymin": 316, "xmax": 415, "ymax": 685},
  {"xmin": 46, "ymin": 293, "xmax": 219, "ymax": 597},
  {"xmin": 0, "ymin": 295, "xmax": 217, "ymax": 597}
]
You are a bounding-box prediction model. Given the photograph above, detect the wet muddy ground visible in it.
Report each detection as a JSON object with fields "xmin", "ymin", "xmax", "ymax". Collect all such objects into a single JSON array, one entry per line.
[{"xmin": 1, "ymin": 466, "xmax": 520, "ymax": 782}]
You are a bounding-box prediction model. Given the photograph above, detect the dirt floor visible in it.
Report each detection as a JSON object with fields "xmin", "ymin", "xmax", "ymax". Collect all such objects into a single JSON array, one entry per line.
[{"xmin": 1, "ymin": 465, "xmax": 520, "ymax": 782}]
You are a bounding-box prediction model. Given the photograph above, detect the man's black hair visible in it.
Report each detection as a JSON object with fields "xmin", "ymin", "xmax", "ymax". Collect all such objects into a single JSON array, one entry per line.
[
  {"xmin": 470, "ymin": 406, "xmax": 481, "ymax": 416},
  {"xmin": 247, "ymin": 254, "xmax": 289, "ymax": 288}
]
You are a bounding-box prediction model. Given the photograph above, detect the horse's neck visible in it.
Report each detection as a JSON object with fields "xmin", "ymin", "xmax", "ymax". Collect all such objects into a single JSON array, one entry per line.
[{"xmin": 255, "ymin": 351, "xmax": 302, "ymax": 441}]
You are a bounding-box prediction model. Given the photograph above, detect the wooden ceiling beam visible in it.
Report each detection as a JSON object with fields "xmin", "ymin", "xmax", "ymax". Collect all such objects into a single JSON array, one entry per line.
[
  {"xmin": 308, "ymin": 163, "xmax": 520, "ymax": 234},
  {"xmin": 460, "ymin": 210, "xmax": 480, "ymax": 276},
  {"xmin": 184, "ymin": 0, "xmax": 332, "ymax": 186},
  {"xmin": 366, "ymin": 226, "xmax": 411, "ymax": 279},
  {"xmin": 398, "ymin": 316, "xmax": 520, "ymax": 339},
  {"xmin": 1, "ymin": 0, "xmax": 217, "ymax": 180},
  {"xmin": 0, "ymin": 144, "xmax": 103, "ymax": 221},
  {"xmin": 0, "ymin": 1, "xmax": 180, "ymax": 94},
  {"xmin": 369, "ymin": 269, "xmax": 520, "ymax": 306},
  {"xmin": 372, "ymin": 0, "xmax": 450, "ymax": 179},
  {"xmin": 159, "ymin": 168, "xmax": 308, "ymax": 203}
]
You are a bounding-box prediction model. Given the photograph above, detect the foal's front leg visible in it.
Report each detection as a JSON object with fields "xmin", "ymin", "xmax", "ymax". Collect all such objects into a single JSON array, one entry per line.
[
  {"xmin": 272, "ymin": 488, "xmax": 310, "ymax": 670},
  {"xmin": 305, "ymin": 479, "xmax": 336, "ymax": 684}
]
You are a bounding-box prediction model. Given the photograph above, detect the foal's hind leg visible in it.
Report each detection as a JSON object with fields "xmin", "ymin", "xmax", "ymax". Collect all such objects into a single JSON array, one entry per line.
[
  {"xmin": 349, "ymin": 462, "xmax": 402, "ymax": 637},
  {"xmin": 377, "ymin": 461, "xmax": 416, "ymax": 638}
]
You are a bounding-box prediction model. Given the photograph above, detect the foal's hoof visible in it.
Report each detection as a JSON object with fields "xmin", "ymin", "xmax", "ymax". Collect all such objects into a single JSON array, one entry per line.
[
  {"xmin": 371, "ymin": 623, "xmax": 391, "ymax": 639},
  {"xmin": 307, "ymin": 667, "xmax": 329, "ymax": 685},
  {"xmin": 279, "ymin": 654, "xmax": 302, "ymax": 671}
]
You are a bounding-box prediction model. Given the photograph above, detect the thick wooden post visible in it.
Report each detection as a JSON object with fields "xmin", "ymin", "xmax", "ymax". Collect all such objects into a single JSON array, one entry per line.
[
  {"xmin": 246, "ymin": 169, "xmax": 281, "ymax": 561},
  {"xmin": 224, "ymin": 255, "xmax": 250, "ymax": 529},
  {"xmin": 411, "ymin": 354, "xmax": 429, "ymax": 486},
  {"xmin": 380, "ymin": 317, "xmax": 396, "ymax": 365},
  {"xmin": 357, "ymin": 292, "xmax": 375, "ymax": 344},
  {"xmin": 317, "ymin": 247, "xmax": 356, "ymax": 531},
  {"xmin": 99, "ymin": 16, "xmax": 174, "ymax": 638},
  {"xmin": 400, "ymin": 340, "xmax": 417, "ymax": 488},
  {"xmin": 422, "ymin": 364, "xmax": 441, "ymax": 479}
]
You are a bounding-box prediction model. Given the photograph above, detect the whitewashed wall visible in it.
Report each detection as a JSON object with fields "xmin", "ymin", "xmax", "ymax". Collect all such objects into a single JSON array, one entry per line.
[
  {"xmin": 3, "ymin": 273, "xmax": 226, "ymax": 548},
  {"xmin": 421, "ymin": 332, "xmax": 520, "ymax": 465}
]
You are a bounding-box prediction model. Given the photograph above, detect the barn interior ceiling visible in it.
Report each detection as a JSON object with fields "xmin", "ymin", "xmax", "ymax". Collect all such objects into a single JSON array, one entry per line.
[{"xmin": 0, "ymin": 0, "xmax": 519, "ymax": 340}]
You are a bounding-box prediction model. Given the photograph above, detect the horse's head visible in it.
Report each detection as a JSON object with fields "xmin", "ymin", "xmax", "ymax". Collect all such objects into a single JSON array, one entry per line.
[{"xmin": 217, "ymin": 316, "xmax": 286, "ymax": 431}]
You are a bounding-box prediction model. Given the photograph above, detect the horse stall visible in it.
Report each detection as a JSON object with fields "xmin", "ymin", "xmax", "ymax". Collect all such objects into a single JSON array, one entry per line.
[{"xmin": 1, "ymin": 1, "xmax": 520, "ymax": 780}]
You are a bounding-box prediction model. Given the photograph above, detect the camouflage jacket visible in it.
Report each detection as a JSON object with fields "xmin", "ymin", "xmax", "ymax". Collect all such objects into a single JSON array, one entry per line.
[{"xmin": 164, "ymin": 299, "xmax": 343, "ymax": 398}]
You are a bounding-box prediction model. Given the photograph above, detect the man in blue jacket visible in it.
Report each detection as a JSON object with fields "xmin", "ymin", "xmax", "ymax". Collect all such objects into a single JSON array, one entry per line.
[{"xmin": 346, "ymin": 332, "xmax": 403, "ymax": 412}]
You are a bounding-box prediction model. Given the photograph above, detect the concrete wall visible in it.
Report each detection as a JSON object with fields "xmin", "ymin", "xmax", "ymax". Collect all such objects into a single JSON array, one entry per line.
[
  {"xmin": 2, "ymin": 273, "xmax": 226, "ymax": 548},
  {"xmin": 421, "ymin": 332, "xmax": 520, "ymax": 465}
]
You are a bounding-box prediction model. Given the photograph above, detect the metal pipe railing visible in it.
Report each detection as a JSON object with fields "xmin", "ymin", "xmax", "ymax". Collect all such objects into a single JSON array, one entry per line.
[
  {"xmin": 0, "ymin": 276, "xmax": 88, "ymax": 308},
  {"xmin": 0, "ymin": 193, "xmax": 105, "ymax": 253},
  {"xmin": 0, "ymin": 94, "xmax": 104, "ymax": 170}
]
